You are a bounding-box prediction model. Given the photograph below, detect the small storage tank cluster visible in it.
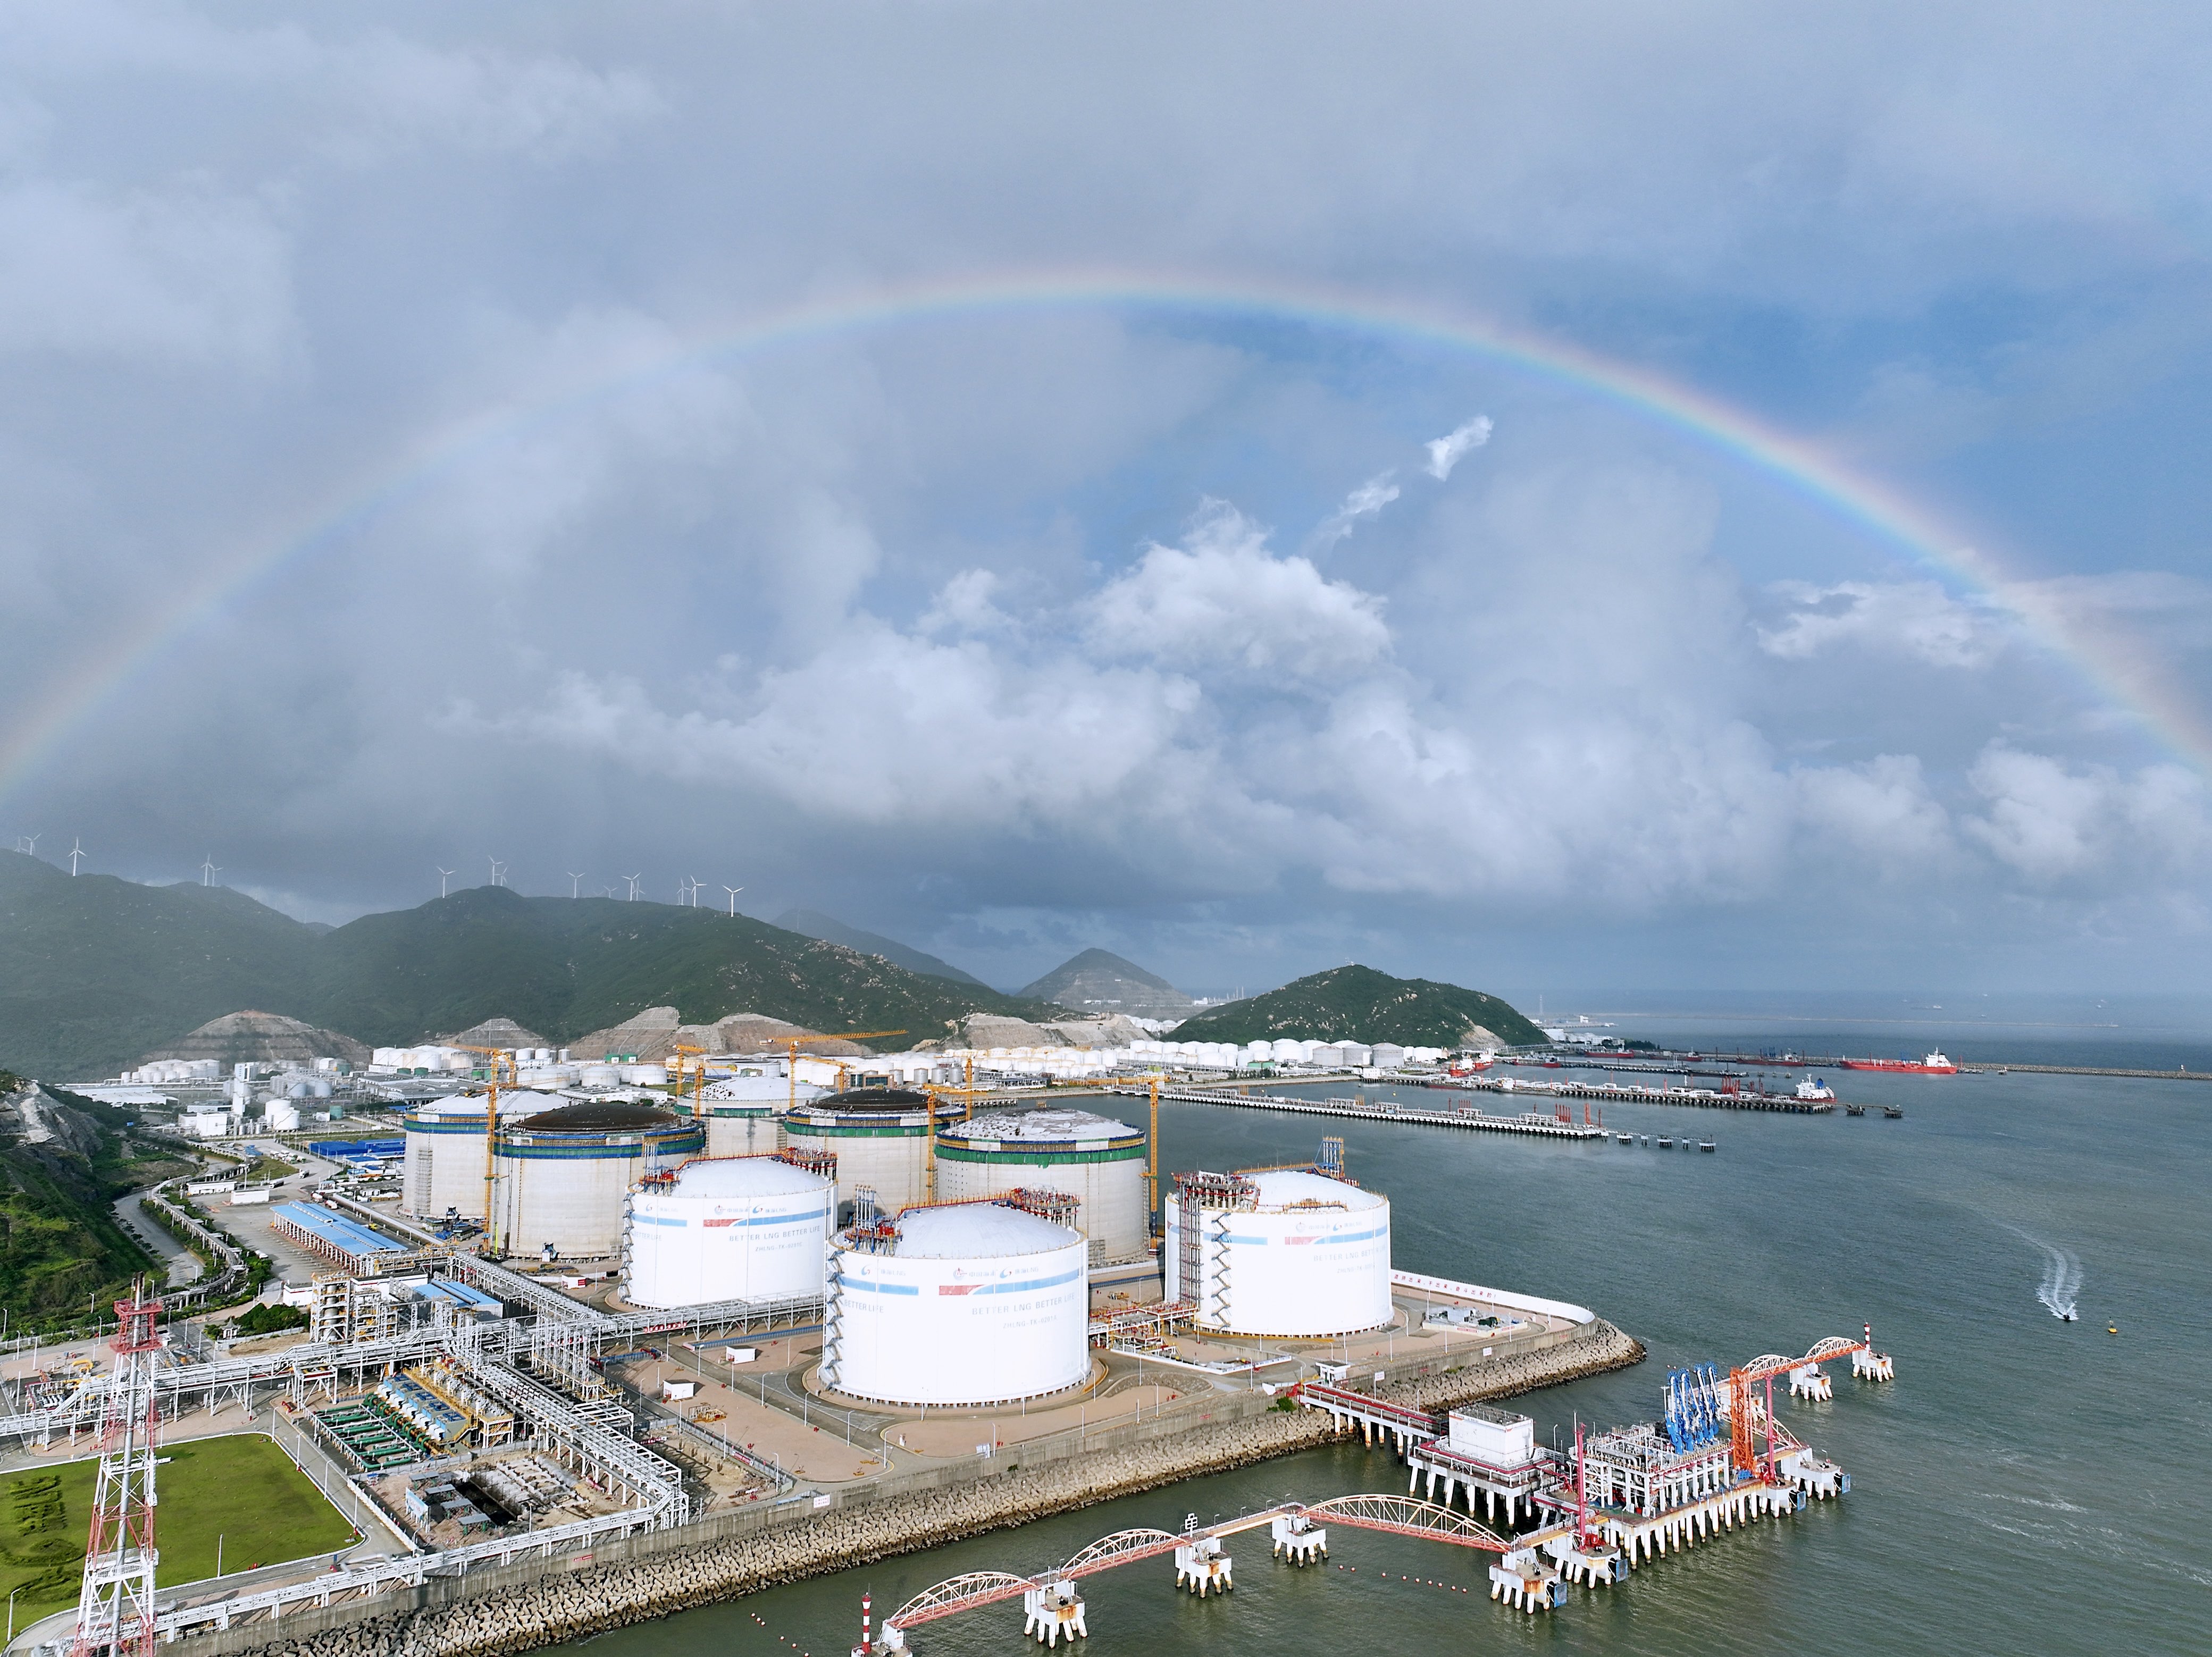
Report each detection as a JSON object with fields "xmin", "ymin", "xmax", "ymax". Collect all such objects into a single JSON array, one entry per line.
[
  {"xmin": 673, "ymin": 1075, "xmax": 828, "ymax": 1157},
  {"xmin": 401, "ymin": 1091, "xmax": 559, "ymax": 1220},
  {"xmin": 821, "ymin": 1200, "xmax": 1090, "ymax": 1406},
  {"xmin": 491, "ymin": 1101, "xmax": 703, "ymax": 1260},
  {"xmin": 782, "ymin": 1088, "xmax": 966, "ymax": 1215},
  {"xmin": 1164, "ymin": 1167, "xmax": 1392, "ymax": 1337},
  {"xmin": 622, "ymin": 1155, "xmax": 835, "ymax": 1309},
  {"xmin": 934, "ymin": 1108, "xmax": 1147, "ymax": 1264}
]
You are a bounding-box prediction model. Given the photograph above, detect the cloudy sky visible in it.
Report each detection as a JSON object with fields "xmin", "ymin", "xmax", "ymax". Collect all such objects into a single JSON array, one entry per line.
[{"xmin": 5, "ymin": 1, "xmax": 2211, "ymax": 1000}]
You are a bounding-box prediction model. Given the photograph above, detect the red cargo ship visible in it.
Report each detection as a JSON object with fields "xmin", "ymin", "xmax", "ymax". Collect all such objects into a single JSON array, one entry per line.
[{"xmin": 1840, "ymin": 1049, "xmax": 1956, "ymax": 1074}]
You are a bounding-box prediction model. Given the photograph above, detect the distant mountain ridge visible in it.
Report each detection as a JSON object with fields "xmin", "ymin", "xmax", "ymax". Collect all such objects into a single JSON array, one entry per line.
[
  {"xmin": 1168, "ymin": 964, "xmax": 1544, "ymax": 1048},
  {"xmin": 1021, "ymin": 948, "xmax": 1196, "ymax": 1019},
  {"xmin": 0, "ymin": 853, "xmax": 1061, "ymax": 1078},
  {"xmin": 772, "ymin": 909, "xmax": 990, "ymax": 987}
]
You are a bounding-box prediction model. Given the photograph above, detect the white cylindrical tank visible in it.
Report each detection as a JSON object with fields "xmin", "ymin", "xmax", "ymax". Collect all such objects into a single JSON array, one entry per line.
[
  {"xmin": 783, "ymin": 1088, "xmax": 965, "ymax": 1215},
  {"xmin": 934, "ymin": 1108, "xmax": 1148, "ymax": 1263},
  {"xmin": 579, "ymin": 1063, "xmax": 621, "ymax": 1089},
  {"xmin": 491, "ymin": 1101, "xmax": 704, "ymax": 1259},
  {"xmin": 623, "ymin": 1156, "xmax": 834, "ymax": 1308},
  {"xmin": 1164, "ymin": 1168, "xmax": 1390, "ymax": 1337},
  {"xmin": 620, "ymin": 1063, "xmax": 669, "ymax": 1086},
  {"xmin": 675, "ymin": 1075, "xmax": 827, "ymax": 1158},
  {"xmin": 822, "ymin": 1203, "xmax": 1088, "ymax": 1406},
  {"xmin": 401, "ymin": 1090, "xmax": 558, "ymax": 1219},
  {"xmin": 265, "ymin": 1100, "xmax": 301, "ymax": 1132}
]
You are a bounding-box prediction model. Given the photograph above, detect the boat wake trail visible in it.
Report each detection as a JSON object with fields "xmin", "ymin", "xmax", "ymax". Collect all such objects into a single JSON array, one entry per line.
[{"xmin": 2005, "ymin": 1226, "xmax": 2083, "ymax": 1319}]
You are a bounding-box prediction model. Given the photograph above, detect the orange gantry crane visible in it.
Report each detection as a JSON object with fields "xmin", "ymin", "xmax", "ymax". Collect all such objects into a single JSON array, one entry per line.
[{"xmin": 1727, "ymin": 1326, "xmax": 1884, "ymax": 1477}]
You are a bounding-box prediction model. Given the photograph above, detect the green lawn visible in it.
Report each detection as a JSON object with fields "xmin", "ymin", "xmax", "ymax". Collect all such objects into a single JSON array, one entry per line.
[{"xmin": 0, "ymin": 1432, "xmax": 358, "ymax": 1626}]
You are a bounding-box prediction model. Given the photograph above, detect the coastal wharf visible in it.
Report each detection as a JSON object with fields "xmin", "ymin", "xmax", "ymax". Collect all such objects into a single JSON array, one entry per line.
[
  {"xmin": 1414, "ymin": 1077, "xmax": 1836, "ymax": 1115},
  {"xmin": 1103, "ymin": 1084, "xmax": 1607, "ymax": 1139}
]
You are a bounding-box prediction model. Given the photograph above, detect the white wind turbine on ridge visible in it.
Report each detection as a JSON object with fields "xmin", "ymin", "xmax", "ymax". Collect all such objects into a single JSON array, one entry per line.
[
  {"xmin": 566, "ymin": 871, "xmax": 585, "ymax": 898},
  {"xmin": 199, "ymin": 855, "xmax": 220, "ymax": 888},
  {"xmin": 67, "ymin": 838, "xmax": 85, "ymax": 875},
  {"xmin": 437, "ymin": 867, "xmax": 456, "ymax": 897},
  {"xmin": 623, "ymin": 872, "xmax": 642, "ymax": 901},
  {"xmin": 722, "ymin": 885, "xmax": 743, "ymax": 916}
]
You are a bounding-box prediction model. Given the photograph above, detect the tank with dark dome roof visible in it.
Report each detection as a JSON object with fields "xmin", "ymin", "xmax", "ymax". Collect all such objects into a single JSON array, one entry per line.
[
  {"xmin": 492, "ymin": 1097, "xmax": 701, "ymax": 1260},
  {"xmin": 784, "ymin": 1086, "xmax": 965, "ymax": 1214},
  {"xmin": 515, "ymin": 1099, "xmax": 679, "ymax": 1133}
]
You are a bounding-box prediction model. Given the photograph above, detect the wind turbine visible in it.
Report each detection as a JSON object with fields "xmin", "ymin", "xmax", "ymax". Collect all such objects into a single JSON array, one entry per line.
[
  {"xmin": 687, "ymin": 875, "xmax": 705, "ymax": 907},
  {"xmin": 16, "ymin": 833, "xmax": 38, "ymax": 856},
  {"xmin": 623, "ymin": 872, "xmax": 642, "ymax": 901},
  {"xmin": 488, "ymin": 856, "xmax": 508, "ymax": 888},
  {"xmin": 722, "ymin": 885, "xmax": 744, "ymax": 916},
  {"xmin": 437, "ymin": 867, "xmax": 456, "ymax": 897},
  {"xmin": 199, "ymin": 855, "xmax": 220, "ymax": 888},
  {"xmin": 66, "ymin": 838, "xmax": 85, "ymax": 876},
  {"xmin": 566, "ymin": 871, "xmax": 585, "ymax": 898}
]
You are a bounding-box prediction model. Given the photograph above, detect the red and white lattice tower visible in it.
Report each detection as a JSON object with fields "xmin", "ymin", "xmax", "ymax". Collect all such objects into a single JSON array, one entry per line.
[{"xmin": 72, "ymin": 1284, "xmax": 164, "ymax": 1657}]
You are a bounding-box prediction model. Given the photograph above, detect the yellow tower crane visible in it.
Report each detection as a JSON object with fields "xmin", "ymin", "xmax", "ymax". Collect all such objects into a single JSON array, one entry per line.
[{"xmin": 454, "ymin": 1045, "xmax": 517, "ymax": 1255}]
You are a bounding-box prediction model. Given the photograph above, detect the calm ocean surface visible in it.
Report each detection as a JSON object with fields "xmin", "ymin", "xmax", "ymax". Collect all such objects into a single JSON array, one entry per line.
[{"xmin": 550, "ymin": 1014, "xmax": 2211, "ymax": 1657}]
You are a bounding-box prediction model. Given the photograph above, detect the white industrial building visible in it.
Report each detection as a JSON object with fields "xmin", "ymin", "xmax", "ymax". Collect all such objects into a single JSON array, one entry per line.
[
  {"xmin": 490, "ymin": 1100, "xmax": 704, "ymax": 1260},
  {"xmin": 622, "ymin": 1156, "xmax": 835, "ymax": 1308},
  {"xmin": 782, "ymin": 1088, "xmax": 965, "ymax": 1215},
  {"xmin": 821, "ymin": 1201, "xmax": 1090, "ymax": 1406},
  {"xmin": 401, "ymin": 1091, "xmax": 560, "ymax": 1221},
  {"xmin": 935, "ymin": 1108, "xmax": 1148, "ymax": 1264},
  {"xmin": 1164, "ymin": 1167, "xmax": 1392, "ymax": 1337}
]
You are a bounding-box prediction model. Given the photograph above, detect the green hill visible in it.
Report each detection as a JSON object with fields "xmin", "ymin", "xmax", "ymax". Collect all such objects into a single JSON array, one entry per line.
[
  {"xmin": 773, "ymin": 909, "xmax": 991, "ymax": 988},
  {"xmin": 0, "ymin": 853, "xmax": 1064, "ymax": 1075},
  {"xmin": 1168, "ymin": 964, "xmax": 1544, "ymax": 1049},
  {"xmin": 301, "ymin": 888, "xmax": 1060, "ymax": 1046},
  {"xmin": 0, "ymin": 854, "xmax": 319, "ymax": 1080},
  {"xmin": 1020, "ymin": 948, "xmax": 1195, "ymax": 1019}
]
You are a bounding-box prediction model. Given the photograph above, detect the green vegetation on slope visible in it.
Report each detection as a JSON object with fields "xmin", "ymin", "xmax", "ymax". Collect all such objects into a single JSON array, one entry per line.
[
  {"xmin": 0, "ymin": 1436, "xmax": 356, "ymax": 1624},
  {"xmin": 1168, "ymin": 964, "xmax": 1546, "ymax": 1048},
  {"xmin": 0, "ymin": 856, "xmax": 1067, "ymax": 1075},
  {"xmin": 0, "ymin": 853, "xmax": 317, "ymax": 1081},
  {"xmin": 0, "ymin": 1075, "xmax": 157, "ymax": 1324},
  {"xmin": 773, "ymin": 909, "xmax": 991, "ymax": 988}
]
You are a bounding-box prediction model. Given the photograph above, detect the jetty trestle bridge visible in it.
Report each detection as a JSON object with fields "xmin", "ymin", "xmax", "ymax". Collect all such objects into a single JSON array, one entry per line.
[{"xmin": 878, "ymin": 1492, "xmax": 1533, "ymax": 1648}]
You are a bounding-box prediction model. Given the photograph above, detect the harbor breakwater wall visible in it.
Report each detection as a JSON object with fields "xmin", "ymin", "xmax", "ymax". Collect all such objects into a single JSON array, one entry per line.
[{"xmin": 174, "ymin": 1320, "xmax": 1644, "ymax": 1657}]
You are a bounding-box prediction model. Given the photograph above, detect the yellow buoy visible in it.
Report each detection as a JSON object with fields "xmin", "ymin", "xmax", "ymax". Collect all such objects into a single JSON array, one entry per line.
[{"xmin": 2108, "ymin": 1325, "xmax": 2118, "ymax": 1334}]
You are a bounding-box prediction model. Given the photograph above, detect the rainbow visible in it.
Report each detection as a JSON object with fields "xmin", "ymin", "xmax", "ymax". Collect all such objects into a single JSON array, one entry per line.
[{"xmin": 3, "ymin": 267, "xmax": 2201, "ymax": 806}]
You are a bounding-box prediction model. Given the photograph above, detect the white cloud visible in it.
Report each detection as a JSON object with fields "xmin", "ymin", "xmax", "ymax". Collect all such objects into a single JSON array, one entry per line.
[
  {"xmin": 1423, "ymin": 416, "xmax": 1493, "ymax": 481},
  {"xmin": 1963, "ymin": 744, "xmax": 2210, "ymax": 882},
  {"xmin": 1757, "ymin": 579, "xmax": 2002, "ymax": 668},
  {"xmin": 1792, "ymin": 754, "xmax": 1957, "ymax": 869},
  {"xmin": 1308, "ymin": 471, "xmax": 1401, "ymax": 551},
  {"xmin": 1089, "ymin": 501, "xmax": 1391, "ymax": 679}
]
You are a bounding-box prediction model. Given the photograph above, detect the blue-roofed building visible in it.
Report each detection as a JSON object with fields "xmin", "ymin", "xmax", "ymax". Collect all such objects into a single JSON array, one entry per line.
[{"xmin": 271, "ymin": 1201, "xmax": 410, "ymax": 1273}]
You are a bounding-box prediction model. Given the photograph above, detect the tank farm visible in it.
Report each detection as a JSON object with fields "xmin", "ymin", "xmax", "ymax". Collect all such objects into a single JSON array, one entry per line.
[{"xmin": 13, "ymin": 1072, "xmax": 1903, "ymax": 1657}]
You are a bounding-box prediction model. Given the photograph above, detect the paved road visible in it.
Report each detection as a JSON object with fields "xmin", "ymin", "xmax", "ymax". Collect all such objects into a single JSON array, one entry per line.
[{"xmin": 112, "ymin": 1192, "xmax": 203, "ymax": 1288}]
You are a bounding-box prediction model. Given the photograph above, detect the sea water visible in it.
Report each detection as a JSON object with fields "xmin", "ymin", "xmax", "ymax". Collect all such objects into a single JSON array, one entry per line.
[{"xmin": 548, "ymin": 1028, "xmax": 2211, "ymax": 1657}]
